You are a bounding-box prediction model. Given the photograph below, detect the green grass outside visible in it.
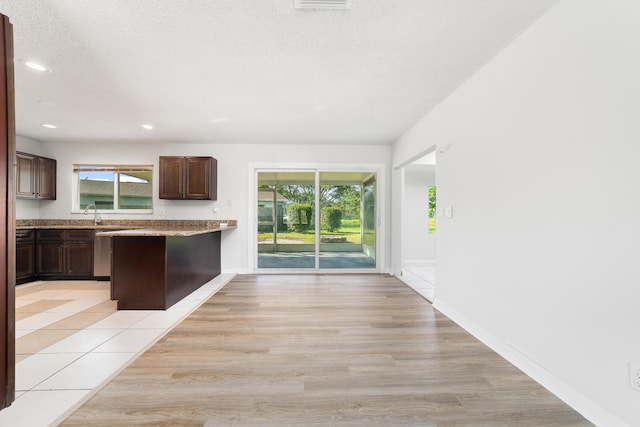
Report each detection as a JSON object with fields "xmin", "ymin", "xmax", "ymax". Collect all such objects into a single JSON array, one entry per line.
[
  {"xmin": 258, "ymin": 217, "xmax": 362, "ymax": 244},
  {"xmin": 428, "ymin": 217, "xmax": 436, "ymax": 234}
]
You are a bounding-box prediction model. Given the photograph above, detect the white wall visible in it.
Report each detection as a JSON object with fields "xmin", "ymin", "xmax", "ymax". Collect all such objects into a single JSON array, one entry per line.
[
  {"xmin": 392, "ymin": 0, "xmax": 640, "ymax": 425},
  {"xmin": 402, "ymin": 164, "xmax": 435, "ymax": 261},
  {"xmin": 18, "ymin": 140, "xmax": 392, "ymax": 274}
]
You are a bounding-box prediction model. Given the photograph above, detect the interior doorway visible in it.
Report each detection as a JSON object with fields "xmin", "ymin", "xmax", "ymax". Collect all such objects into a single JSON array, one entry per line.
[
  {"xmin": 398, "ymin": 150, "xmax": 436, "ymax": 301},
  {"xmin": 255, "ymin": 168, "xmax": 379, "ymax": 272}
]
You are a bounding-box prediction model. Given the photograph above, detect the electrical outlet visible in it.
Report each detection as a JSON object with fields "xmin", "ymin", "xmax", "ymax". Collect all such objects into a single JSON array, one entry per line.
[{"xmin": 630, "ymin": 363, "xmax": 640, "ymax": 392}]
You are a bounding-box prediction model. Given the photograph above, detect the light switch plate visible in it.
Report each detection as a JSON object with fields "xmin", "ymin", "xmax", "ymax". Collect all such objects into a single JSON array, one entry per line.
[
  {"xmin": 630, "ymin": 363, "xmax": 640, "ymax": 391},
  {"xmin": 444, "ymin": 206, "xmax": 453, "ymax": 218}
]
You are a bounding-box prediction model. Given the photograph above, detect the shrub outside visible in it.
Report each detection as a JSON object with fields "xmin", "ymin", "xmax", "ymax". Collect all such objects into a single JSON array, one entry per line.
[
  {"xmin": 286, "ymin": 203, "xmax": 313, "ymax": 231},
  {"xmin": 321, "ymin": 206, "xmax": 342, "ymax": 232}
]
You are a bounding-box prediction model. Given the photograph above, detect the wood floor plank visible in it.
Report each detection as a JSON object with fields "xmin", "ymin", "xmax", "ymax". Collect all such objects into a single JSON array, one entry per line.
[{"xmin": 61, "ymin": 274, "xmax": 592, "ymax": 426}]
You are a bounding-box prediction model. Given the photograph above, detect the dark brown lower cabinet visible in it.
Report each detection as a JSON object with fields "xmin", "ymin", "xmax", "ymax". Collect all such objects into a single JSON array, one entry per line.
[
  {"xmin": 36, "ymin": 229, "xmax": 94, "ymax": 279},
  {"xmin": 111, "ymin": 232, "xmax": 221, "ymax": 310},
  {"xmin": 16, "ymin": 229, "xmax": 35, "ymax": 284},
  {"xmin": 36, "ymin": 242, "xmax": 64, "ymax": 275},
  {"xmin": 65, "ymin": 241, "xmax": 94, "ymax": 275}
]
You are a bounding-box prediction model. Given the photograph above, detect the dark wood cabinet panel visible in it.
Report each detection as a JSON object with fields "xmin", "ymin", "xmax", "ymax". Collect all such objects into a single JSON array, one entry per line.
[
  {"xmin": 112, "ymin": 232, "xmax": 220, "ymax": 310},
  {"xmin": 159, "ymin": 156, "xmax": 217, "ymax": 200},
  {"xmin": 185, "ymin": 157, "xmax": 213, "ymax": 199},
  {"xmin": 36, "ymin": 242, "xmax": 64, "ymax": 275},
  {"xmin": 15, "ymin": 244, "xmax": 35, "ymax": 280},
  {"xmin": 111, "ymin": 236, "xmax": 167, "ymax": 309},
  {"xmin": 16, "ymin": 151, "xmax": 56, "ymax": 200},
  {"xmin": 65, "ymin": 229, "xmax": 95, "ymax": 240},
  {"xmin": 15, "ymin": 153, "xmax": 35, "ymax": 198},
  {"xmin": 65, "ymin": 242, "xmax": 94, "ymax": 275},
  {"xmin": 36, "ymin": 229, "xmax": 65, "ymax": 241},
  {"xmin": 16, "ymin": 230, "xmax": 35, "ymax": 284},
  {"xmin": 35, "ymin": 229, "xmax": 94, "ymax": 279},
  {"xmin": 158, "ymin": 156, "xmax": 184, "ymax": 199},
  {"xmin": 36, "ymin": 156, "xmax": 56, "ymax": 200}
]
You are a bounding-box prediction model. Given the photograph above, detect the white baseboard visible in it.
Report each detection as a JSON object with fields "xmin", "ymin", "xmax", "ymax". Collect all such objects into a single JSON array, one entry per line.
[
  {"xmin": 432, "ymin": 299, "xmax": 629, "ymax": 427},
  {"xmin": 222, "ymin": 268, "xmax": 249, "ymax": 275},
  {"xmin": 233, "ymin": 269, "xmax": 391, "ymax": 275}
]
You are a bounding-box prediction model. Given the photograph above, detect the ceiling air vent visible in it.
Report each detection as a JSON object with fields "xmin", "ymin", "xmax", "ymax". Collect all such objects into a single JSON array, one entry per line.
[{"xmin": 295, "ymin": 0, "xmax": 352, "ymax": 10}]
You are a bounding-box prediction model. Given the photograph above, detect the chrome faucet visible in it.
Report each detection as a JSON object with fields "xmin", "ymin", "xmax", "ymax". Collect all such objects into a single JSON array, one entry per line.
[{"xmin": 84, "ymin": 204, "xmax": 102, "ymax": 225}]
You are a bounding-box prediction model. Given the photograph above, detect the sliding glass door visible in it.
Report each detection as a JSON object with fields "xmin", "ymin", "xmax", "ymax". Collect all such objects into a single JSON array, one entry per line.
[
  {"xmin": 362, "ymin": 174, "xmax": 376, "ymax": 264},
  {"xmin": 257, "ymin": 171, "xmax": 316, "ymax": 269},
  {"xmin": 256, "ymin": 169, "xmax": 377, "ymax": 271},
  {"xmin": 318, "ymin": 172, "xmax": 376, "ymax": 269}
]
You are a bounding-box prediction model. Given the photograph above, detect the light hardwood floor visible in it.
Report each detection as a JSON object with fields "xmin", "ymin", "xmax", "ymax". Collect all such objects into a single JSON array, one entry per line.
[{"xmin": 62, "ymin": 274, "xmax": 591, "ymax": 426}]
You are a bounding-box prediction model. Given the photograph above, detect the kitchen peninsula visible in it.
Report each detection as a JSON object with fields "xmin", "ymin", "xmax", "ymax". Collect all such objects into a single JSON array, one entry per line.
[{"xmin": 97, "ymin": 220, "xmax": 236, "ymax": 310}]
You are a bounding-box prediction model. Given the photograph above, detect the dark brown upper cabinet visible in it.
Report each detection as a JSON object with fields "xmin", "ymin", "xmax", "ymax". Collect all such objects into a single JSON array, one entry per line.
[
  {"xmin": 159, "ymin": 156, "xmax": 217, "ymax": 200},
  {"xmin": 16, "ymin": 152, "xmax": 57, "ymax": 200}
]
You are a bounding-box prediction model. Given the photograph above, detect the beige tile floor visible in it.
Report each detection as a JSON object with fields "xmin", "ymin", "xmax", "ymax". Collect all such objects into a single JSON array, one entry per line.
[
  {"xmin": 1, "ymin": 274, "xmax": 235, "ymax": 427},
  {"xmin": 398, "ymin": 259, "xmax": 436, "ymax": 302}
]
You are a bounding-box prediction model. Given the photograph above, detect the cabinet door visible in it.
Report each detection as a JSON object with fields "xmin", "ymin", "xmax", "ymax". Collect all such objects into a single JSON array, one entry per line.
[
  {"xmin": 65, "ymin": 242, "xmax": 94, "ymax": 275},
  {"xmin": 16, "ymin": 153, "xmax": 57, "ymax": 199},
  {"xmin": 159, "ymin": 156, "xmax": 185, "ymax": 199},
  {"xmin": 185, "ymin": 157, "xmax": 216, "ymax": 200},
  {"xmin": 16, "ymin": 229, "xmax": 36, "ymax": 282},
  {"xmin": 36, "ymin": 156, "xmax": 56, "ymax": 200},
  {"xmin": 185, "ymin": 157, "xmax": 209, "ymax": 199},
  {"xmin": 37, "ymin": 242, "xmax": 64, "ymax": 275},
  {"xmin": 16, "ymin": 153, "xmax": 36, "ymax": 198},
  {"xmin": 16, "ymin": 243, "xmax": 35, "ymax": 281}
]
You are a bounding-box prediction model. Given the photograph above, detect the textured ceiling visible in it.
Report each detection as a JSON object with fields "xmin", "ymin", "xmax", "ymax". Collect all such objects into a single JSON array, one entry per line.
[{"xmin": 0, "ymin": 0, "xmax": 558, "ymax": 145}]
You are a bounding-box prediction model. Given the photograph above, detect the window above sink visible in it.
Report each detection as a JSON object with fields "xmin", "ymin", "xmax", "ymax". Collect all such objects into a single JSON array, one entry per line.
[{"xmin": 73, "ymin": 164, "xmax": 153, "ymax": 214}]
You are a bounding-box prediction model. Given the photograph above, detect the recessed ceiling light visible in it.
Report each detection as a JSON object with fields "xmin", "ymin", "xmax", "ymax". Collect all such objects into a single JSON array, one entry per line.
[
  {"xmin": 19, "ymin": 59, "xmax": 51, "ymax": 72},
  {"xmin": 37, "ymin": 100, "xmax": 55, "ymax": 107},
  {"xmin": 141, "ymin": 124, "xmax": 154, "ymax": 130},
  {"xmin": 41, "ymin": 123, "xmax": 57, "ymax": 129},
  {"xmin": 314, "ymin": 104, "xmax": 324, "ymax": 111},
  {"xmin": 210, "ymin": 117, "xmax": 229, "ymax": 124}
]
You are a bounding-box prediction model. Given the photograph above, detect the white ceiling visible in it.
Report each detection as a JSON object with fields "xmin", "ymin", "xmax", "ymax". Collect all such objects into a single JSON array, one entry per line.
[{"xmin": 0, "ymin": 0, "xmax": 558, "ymax": 145}]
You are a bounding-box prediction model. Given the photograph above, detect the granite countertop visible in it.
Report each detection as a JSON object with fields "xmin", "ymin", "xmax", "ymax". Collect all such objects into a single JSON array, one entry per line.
[
  {"xmin": 17, "ymin": 224, "xmax": 129, "ymax": 230},
  {"xmin": 17, "ymin": 219, "xmax": 237, "ymax": 235},
  {"xmin": 96, "ymin": 225, "xmax": 236, "ymax": 237}
]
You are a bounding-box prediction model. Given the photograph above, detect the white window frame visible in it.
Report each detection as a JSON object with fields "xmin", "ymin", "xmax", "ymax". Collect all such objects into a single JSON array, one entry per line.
[
  {"xmin": 248, "ymin": 162, "xmax": 385, "ymax": 274},
  {"xmin": 72, "ymin": 164, "xmax": 154, "ymax": 215}
]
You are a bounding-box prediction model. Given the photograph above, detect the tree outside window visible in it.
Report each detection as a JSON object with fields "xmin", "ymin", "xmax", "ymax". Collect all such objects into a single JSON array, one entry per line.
[{"xmin": 428, "ymin": 186, "xmax": 436, "ymax": 235}]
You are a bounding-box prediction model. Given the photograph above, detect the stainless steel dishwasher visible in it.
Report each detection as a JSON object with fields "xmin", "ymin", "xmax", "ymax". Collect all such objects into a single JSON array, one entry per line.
[{"xmin": 94, "ymin": 233, "xmax": 112, "ymax": 279}]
